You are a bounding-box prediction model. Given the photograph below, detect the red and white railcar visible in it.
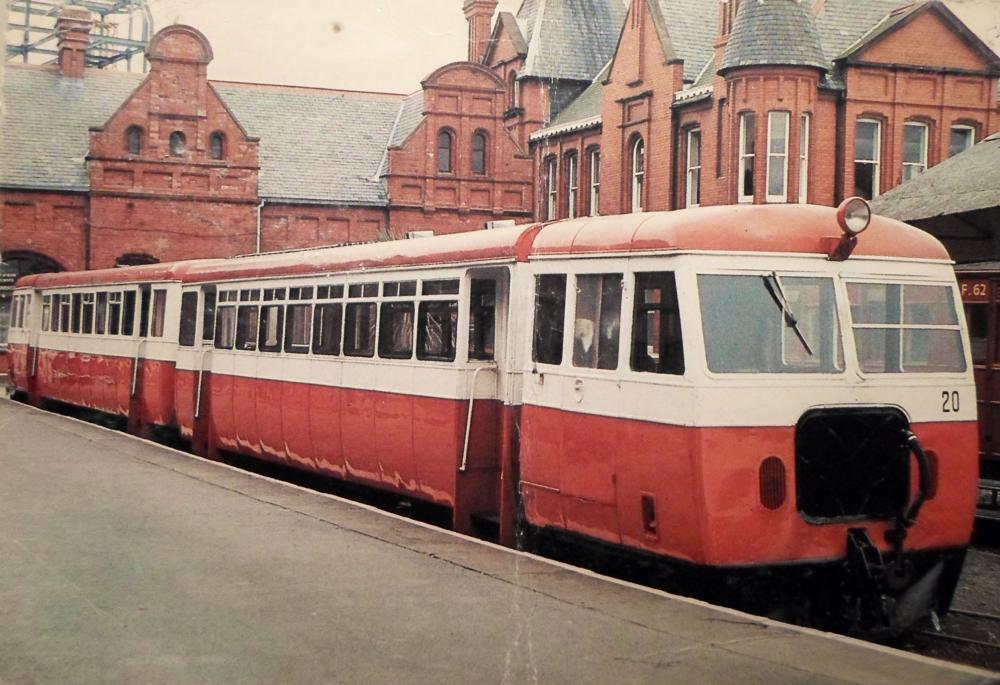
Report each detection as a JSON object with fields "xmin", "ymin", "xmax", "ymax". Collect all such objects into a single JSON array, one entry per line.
[{"xmin": 8, "ymin": 201, "xmax": 977, "ymax": 634}]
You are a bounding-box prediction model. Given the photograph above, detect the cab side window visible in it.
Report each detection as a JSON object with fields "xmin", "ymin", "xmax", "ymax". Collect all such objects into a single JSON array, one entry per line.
[{"xmin": 631, "ymin": 272, "xmax": 684, "ymax": 374}]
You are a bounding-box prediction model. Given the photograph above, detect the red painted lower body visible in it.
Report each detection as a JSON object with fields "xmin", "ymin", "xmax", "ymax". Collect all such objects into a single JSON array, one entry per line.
[{"xmin": 520, "ymin": 404, "xmax": 978, "ymax": 567}]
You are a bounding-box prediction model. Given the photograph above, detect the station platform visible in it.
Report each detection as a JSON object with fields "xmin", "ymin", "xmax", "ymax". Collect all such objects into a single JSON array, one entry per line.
[{"xmin": 0, "ymin": 398, "xmax": 995, "ymax": 685}]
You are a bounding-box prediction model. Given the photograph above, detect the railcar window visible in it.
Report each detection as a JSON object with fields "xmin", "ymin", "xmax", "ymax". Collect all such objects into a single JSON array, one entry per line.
[
  {"xmin": 263, "ymin": 288, "xmax": 286, "ymax": 302},
  {"xmin": 202, "ymin": 288, "xmax": 217, "ymax": 342},
  {"xmin": 379, "ymin": 302, "xmax": 415, "ymax": 359},
  {"xmin": 384, "ymin": 281, "xmax": 417, "ymax": 297},
  {"xmin": 240, "ymin": 289, "xmax": 260, "ymax": 302},
  {"xmin": 699, "ymin": 275, "xmax": 841, "ymax": 374},
  {"xmin": 312, "ymin": 303, "xmax": 343, "ymax": 356},
  {"xmin": 59, "ymin": 295, "xmax": 72, "ymax": 332},
  {"xmin": 236, "ymin": 306, "xmax": 260, "ymax": 351},
  {"xmin": 71, "ymin": 293, "xmax": 82, "ymax": 333},
  {"xmin": 285, "ymin": 304, "xmax": 312, "ymax": 354},
  {"xmin": 150, "ymin": 290, "xmax": 167, "ymax": 338},
  {"xmin": 215, "ymin": 306, "xmax": 236, "ymax": 349},
  {"xmin": 574, "ymin": 274, "xmax": 622, "ymax": 370},
  {"xmin": 344, "ymin": 302, "xmax": 376, "ymax": 357},
  {"xmin": 349, "ymin": 283, "xmax": 378, "ymax": 299},
  {"xmin": 847, "ymin": 283, "xmax": 965, "ymax": 373},
  {"xmin": 289, "ymin": 286, "xmax": 314, "ymax": 301},
  {"xmin": 82, "ymin": 293, "xmax": 95, "ymax": 334},
  {"xmin": 108, "ymin": 293, "xmax": 122, "ymax": 335},
  {"xmin": 964, "ymin": 303, "xmax": 988, "ymax": 366},
  {"xmin": 632, "ymin": 273, "xmax": 685, "ymax": 375},
  {"xmin": 95, "ymin": 292, "xmax": 108, "ymax": 335},
  {"xmin": 122, "ymin": 291, "xmax": 136, "ymax": 336},
  {"xmin": 259, "ymin": 305, "xmax": 284, "ymax": 352},
  {"xmin": 179, "ymin": 292, "xmax": 198, "ymax": 347},
  {"xmin": 418, "ymin": 301, "xmax": 458, "ymax": 362},
  {"xmin": 469, "ymin": 279, "xmax": 496, "ymax": 361},
  {"xmin": 423, "ymin": 279, "xmax": 460, "ymax": 296},
  {"xmin": 42, "ymin": 296, "xmax": 51, "ymax": 332},
  {"xmin": 533, "ymin": 275, "xmax": 567, "ymax": 365},
  {"xmin": 11, "ymin": 296, "xmax": 21, "ymax": 330},
  {"xmin": 317, "ymin": 285, "xmax": 344, "ymax": 300}
]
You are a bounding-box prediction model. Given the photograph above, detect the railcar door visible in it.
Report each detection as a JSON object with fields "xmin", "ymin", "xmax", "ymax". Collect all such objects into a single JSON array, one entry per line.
[
  {"xmin": 452, "ymin": 267, "xmax": 512, "ymax": 540},
  {"xmin": 175, "ymin": 285, "xmax": 216, "ymax": 453}
]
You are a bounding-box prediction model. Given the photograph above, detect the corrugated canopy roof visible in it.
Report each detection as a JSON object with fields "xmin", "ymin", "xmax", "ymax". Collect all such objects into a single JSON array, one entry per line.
[{"xmin": 871, "ymin": 132, "xmax": 1000, "ymax": 223}]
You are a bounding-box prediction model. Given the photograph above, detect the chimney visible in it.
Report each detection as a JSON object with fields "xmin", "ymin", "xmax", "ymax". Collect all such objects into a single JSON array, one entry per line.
[
  {"xmin": 57, "ymin": 5, "xmax": 92, "ymax": 78},
  {"xmin": 714, "ymin": 0, "xmax": 741, "ymax": 75},
  {"xmin": 463, "ymin": 0, "xmax": 498, "ymax": 64}
]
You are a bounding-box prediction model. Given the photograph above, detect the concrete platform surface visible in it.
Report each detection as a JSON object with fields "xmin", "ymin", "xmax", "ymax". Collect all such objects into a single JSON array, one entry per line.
[{"xmin": 0, "ymin": 398, "xmax": 996, "ymax": 685}]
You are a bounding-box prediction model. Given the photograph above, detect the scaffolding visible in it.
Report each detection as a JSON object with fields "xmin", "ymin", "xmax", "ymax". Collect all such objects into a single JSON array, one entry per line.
[{"xmin": 5, "ymin": 0, "xmax": 153, "ymax": 72}]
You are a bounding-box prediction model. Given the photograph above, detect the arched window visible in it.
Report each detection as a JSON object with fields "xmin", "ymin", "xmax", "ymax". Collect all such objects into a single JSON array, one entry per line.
[
  {"xmin": 544, "ymin": 156, "xmax": 557, "ymax": 220},
  {"xmin": 437, "ymin": 129, "xmax": 454, "ymax": 174},
  {"xmin": 210, "ymin": 131, "xmax": 226, "ymax": 160},
  {"xmin": 169, "ymin": 131, "xmax": 187, "ymax": 157},
  {"xmin": 631, "ymin": 137, "xmax": 645, "ymax": 213},
  {"xmin": 565, "ymin": 151, "xmax": 579, "ymax": 219},
  {"xmin": 588, "ymin": 147, "xmax": 600, "ymax": 217},
  {"xmin": 472, "ymin": 131, "xmax": 488, "ymax": 175},
  {"xmin": 508, "ymin": 71, "xmax": 519, "ymax": 109},
  {"xmin": 126, "ymin": 126, "xmax": 143, "ymax": 155}
]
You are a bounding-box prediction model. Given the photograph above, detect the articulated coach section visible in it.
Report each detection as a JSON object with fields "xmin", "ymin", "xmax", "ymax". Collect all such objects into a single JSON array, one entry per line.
[{"xmin": 5, "ymin": 201, "xmax": 981, "ymax": 636}]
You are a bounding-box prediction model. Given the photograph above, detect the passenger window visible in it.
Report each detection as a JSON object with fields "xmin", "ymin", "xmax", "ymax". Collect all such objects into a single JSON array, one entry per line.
[
  {"xmin": 418, "ymin": 301, "xmax": 458, "ymax": 362},
  {"xmin": 122, "ymin": 291, "xmax": 136, "ymax": 336},
  {"xmin": 469, "ymin": 279, "xmax": 496, "ymax": 361},
  {"xmin": 379, "ymin": 302, "xmax": 415, "ymax": 359},
  {"xmin": 215, "ymin": 306, "xmax": 236, "ymax": 349},
  {"xmin": 574, "ymin": 274, "xmax": 622, "ymax": 370},
  {"xmin": 384, "ymin": 281, "xmax": 417, "ymax": 297},
  {"xmin": 259, "ymin": 305, "xmax": 284, "ymax": 352},
  {"xmin": 71, "ymin": 293, "xmax": 82, "ymax": 333},
  {"xmin": 41, "ymin": 296, "xmax": 51, "ymax": 332},
  {"xmin": 139, "ymin": 288, "xmax": 151, "ymax": 337},
  {"xmin": 82, "ymin": 294, "xmax": 95, "ymax": 334},
  {"xmin": 631, "ymin": 272, "xmax": 684, "ymax": 375},
  {"xmin": 179, "ymin": 292, "xmax": 198, "ymax": 347},
  {"xmin": 108, "ymin": 293, "xmax": 122, "ymax": 336},
  {"xmin": 95, "ymin": 292, "xmax": 108, "ymax": 335},
  {"xmin": 533, "ymin": 274, "xmax": 566, "ymax": 365},
  {"xmin": 60, "ymin": 295, "xmax": 72, "ymax": 332},
  {"xmin": 423, "ymin": 280, "xmax": 460, "ymax": 295},
  {"xmin": 285, "ymin": 304, "xmax": 312, "ymax": 354},
  {"xmin": 150, "ymin": 290, "xmax": 167, "ymax": 337},
  {"xmin": 965, "ymin": 303, "xmax": 988, "ymax": 366},
  {"xmin": 202, "ymin": 287, "xmax": 217, "ymax": 342},
  {"xmin": 344, "ymin": 302, "xmax": 376, "ymax": 357},
  {"xmin": 312, "ymin": 303, "xmax": 343, "ymax": 356},
  {"xmin": 235, "ymin": 305, "xmax": 259, "ymax": 351}
]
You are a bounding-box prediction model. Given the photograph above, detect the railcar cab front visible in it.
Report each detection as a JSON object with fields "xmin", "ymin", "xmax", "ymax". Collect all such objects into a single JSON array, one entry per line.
[{"xmin": 518, "ymin": 200, "xmax": 976, "ymax": 634}]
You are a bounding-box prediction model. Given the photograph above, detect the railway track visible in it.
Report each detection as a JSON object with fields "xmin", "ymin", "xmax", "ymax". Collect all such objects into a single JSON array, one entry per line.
[{"xmin": 918, "ymin": 608, "xmax": 1000, "ymax": 651}]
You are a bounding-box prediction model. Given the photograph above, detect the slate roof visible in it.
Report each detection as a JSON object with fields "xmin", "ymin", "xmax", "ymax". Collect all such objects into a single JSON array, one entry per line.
[
  {"xmin": 0, "ymin": 66, "xmax": 408, "ymax": 207},
  {"xmin": 213, "ymin": 82, "xmax": 404, "ymax": 206},
  {"xmin": 871, "ymin": 132, "xmax": 1000, "ymax": 222},
  {"xmin": 517, "ymin": 0, "xmax": 627, "ymax": 81},
  {"xmin": 0, "ymin": 67, "xmax": 144, "ymax": 192},
  {"xmin": 547, "ymin": 63, "xmax": 609, "ymax": 128},
  {"xmin": 719, "ymin": 0, "xmax": 828, "ymax": 73},
  {"xmin": 651, "ymin": 0, "xmax": 719, "ymax": 82}
]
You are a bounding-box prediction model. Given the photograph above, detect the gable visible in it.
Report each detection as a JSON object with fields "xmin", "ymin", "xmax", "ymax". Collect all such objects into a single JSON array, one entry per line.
[
  {"xmin": 607, "ymin": 0, "xmax": 676, "ymax": 86},
  {"xmin": 485, "ymin": 12, "xmax": 528, "ymax": 67},
  {"xmin": 850, "ymin": 5, "xmax": 999, "ymax": 73}
]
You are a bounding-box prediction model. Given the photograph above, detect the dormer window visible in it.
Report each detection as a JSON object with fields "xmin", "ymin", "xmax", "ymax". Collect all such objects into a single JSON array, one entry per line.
[
  {"xmin": 169, "ymin": 131, "xmax": 186, "ymax": 157},
  {"xmin": 210, "ymin": 131, "xmax": 226, "ymax": 160},
  {"xmin": 126, "ymin": 126, "xmax": 143, "ymax": 155}
]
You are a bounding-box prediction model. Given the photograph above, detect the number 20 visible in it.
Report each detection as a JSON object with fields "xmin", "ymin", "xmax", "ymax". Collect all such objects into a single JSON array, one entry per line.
[{"xmin": 941, "ymin": 391, "xmax": 960, "ymax": 413}]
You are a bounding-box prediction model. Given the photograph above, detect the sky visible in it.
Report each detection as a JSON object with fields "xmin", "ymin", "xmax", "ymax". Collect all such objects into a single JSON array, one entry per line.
[{"xmin": 148, "ymin": 0, "xmax": 524, "ymax": 94}]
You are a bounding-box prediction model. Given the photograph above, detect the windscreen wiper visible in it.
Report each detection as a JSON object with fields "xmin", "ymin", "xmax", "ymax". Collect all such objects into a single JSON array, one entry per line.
[{"xmin": 762, "ymin": 272, "xmax": 814, "ymax": 356}]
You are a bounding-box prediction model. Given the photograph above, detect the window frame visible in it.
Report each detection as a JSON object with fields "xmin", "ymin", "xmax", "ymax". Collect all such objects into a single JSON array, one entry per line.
[
  {"xmin": 210, "ymin": 131, "xmax": 226, "ymax": 160},
  {"xmin": 437, "ymin": 129, "xmax": 455, "ymax": 174},
  {"xmin": 766, "ymin": 111, "xmax": 790, "ymax": 203},
  {"xmin": 169, "ymin": 130, "xmax": 187, "ymax": 157},
  {"xmin": 799, "ymin": 113, "xmax": 810, "ymax": 204},
  {"xmin": 126, "ymin": 125, "xmax": 143, "ymax": 155},
  {"xmin": 738, "ymin": 112, "xmax": 757, "ymax": 204},
  {"xmin": 630, "ymin": 271, "xmax": 684, "ymax": 375},
  {"xmin": 630, "ymin": 136, "xmax": 645, "ymax": 213},
  {"xmin": 545, "ymin": 156, "xmax": 558, "ymax": 220},
  {"xmin": 902, "ymin": 121, "xmax": 929, "ymax": 183},
  {"xmin": 471, "ymin": 130, "xmax": 488, "ymax": 175},
  {"xmin": 565, "ymin": 151, "xmax": 579, "ymax": 219},
  {"xmin": 685, "ymin": 129, "xmax": 701, "ymax": 208},
  {"xmin": 588, "ymin": 147, "xmax": 600, "ymax": 217},
  {"xmin": 949, "ymin": 124, "xmax": 976, "ymax": 157},
  {"xmin": 854, "ymin": 118, "xmax": 882, "ymax": 199}
]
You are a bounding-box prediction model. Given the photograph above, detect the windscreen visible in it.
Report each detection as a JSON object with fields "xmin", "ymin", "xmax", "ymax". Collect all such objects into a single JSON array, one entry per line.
[{"xmin": 699, "ymin": 274, "xmax": 844, "ymax": 374}]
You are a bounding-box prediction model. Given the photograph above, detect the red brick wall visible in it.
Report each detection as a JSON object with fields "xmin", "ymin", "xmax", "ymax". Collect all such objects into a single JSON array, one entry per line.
[
  {"xmin": 0, "ymin": 190, "xmax": 87, "ymax": 270},
  {"xmin": 533, "ymin": 128, "xmax": 603, "ymax": 220},
  {"xmin": 262, "ymin": 204, "xmax": 389, "ymax": 248},
  {"xmin": 386, "ymin": 62, "xmax": 533, "ymax": 236}
]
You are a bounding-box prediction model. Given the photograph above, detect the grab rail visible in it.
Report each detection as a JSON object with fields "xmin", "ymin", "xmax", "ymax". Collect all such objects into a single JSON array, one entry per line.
[
  {"xmin": 460, "ymin": 363, "xmax": 497, "ymax": 472},
  {"xmin": 194, "ymin": 348, "xmax": 213, "ymax": 419},
  {"xmin": 131, "ymin": 339, "xmax": 147, "ymax": 397}
]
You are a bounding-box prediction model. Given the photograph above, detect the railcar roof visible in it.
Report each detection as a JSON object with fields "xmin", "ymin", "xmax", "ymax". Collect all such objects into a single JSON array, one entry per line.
[{"xmin": 16, "ymin": 205, "xmax": 949, "ymax": 289}]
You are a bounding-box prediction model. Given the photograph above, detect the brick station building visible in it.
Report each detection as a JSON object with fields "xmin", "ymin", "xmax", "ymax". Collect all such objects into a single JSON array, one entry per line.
[{"xmin": 1, "ymin": 0, "xmax": 999, "ymax": 286}]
